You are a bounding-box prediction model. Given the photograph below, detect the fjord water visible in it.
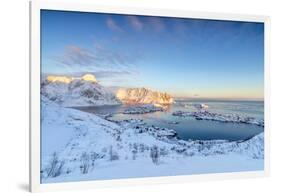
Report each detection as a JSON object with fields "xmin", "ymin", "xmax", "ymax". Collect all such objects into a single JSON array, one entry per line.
[{"xmin": 76, "ymin": 100, "xmax": 264, "ymax": 141}]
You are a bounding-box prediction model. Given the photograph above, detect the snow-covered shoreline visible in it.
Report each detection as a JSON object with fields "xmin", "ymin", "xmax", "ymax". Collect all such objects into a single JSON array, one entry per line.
[
  {"xmin": 123, "ymin": 104, "xmax": 164, "ymax": 114},
  {"xmin": 172, "ymin": 110, "xmax": 264, "ymax": 127},
  {"xmin": 41, "ymin": 98, "xmax": 264, "ymax": 183}
]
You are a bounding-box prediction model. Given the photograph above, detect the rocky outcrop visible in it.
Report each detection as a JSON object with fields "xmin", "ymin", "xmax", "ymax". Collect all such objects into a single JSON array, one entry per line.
[
  {"xmin": 41, "ymin": 74, "xmax": 121, "ymax": 107},
  {"xmin": 116, "ymin": 87, "xmax": 173, "ymax": 105}
]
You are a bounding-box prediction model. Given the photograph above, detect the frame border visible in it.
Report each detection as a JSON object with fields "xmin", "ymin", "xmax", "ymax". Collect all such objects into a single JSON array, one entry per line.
[{"xmin": 30, "ymin": 0, "xmax": 270, "ymax": 192}]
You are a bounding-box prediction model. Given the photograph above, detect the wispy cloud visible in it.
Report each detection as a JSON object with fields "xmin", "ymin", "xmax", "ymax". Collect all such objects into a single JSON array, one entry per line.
[
  {"xmin": 107, "ymin": 15, "xmax": 166, "ymax": 33},
  {"xmin": 127, "ymin": 16, "xmax": 143, "ymax": 31},
  {"xmin": 106, "ymin": 17, "xmax": 123, "ymax": 32},
  {"xmin": 72, "ymin": 70, "xmax": 135, "ymax": 79},
  {"xmin": 51, "ymin": 43, "xmax": 142, "ymax": 84},
  {"xmin": 53, "ymin": 45, "xmax": 98, "ymax": 67},
  {"xmin": 54, "ymin": 45, "xmax": 138, "ymax": 68}
]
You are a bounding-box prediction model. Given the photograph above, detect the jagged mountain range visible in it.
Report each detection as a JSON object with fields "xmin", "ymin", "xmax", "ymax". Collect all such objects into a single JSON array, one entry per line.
[
  {"xmin": 116, "ymin": 87, "xmax": 173, "ymax": 105},
  {"xmin": 41, "ymin": 74, "xmax": 121, "ymax": 107},
  {"xmin": 41, "ymin": 74, "xmax": 174, "ymax": 106}
]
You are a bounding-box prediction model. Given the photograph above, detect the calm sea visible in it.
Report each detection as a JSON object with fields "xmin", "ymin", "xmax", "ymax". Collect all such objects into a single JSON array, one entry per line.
[{"xmin": 75, "ymin": 100, "xmax": 264, "ymax": 141}]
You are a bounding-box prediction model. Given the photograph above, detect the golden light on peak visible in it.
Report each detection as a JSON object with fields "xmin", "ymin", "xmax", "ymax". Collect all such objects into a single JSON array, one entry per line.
[
  {"xmin": 46, "ymin": 75, "xmax": 73, "ymax": 84},
  {"xmin": 81, "ymin": 74, "xmax": 97, "ymax": 82},
  {"xmin": 46, "ymin": 74, "xmax": 97, "ymax": 84}
]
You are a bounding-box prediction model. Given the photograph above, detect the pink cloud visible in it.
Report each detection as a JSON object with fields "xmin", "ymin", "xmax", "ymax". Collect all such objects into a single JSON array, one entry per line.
[
  {"xmin": 127, "ymin": 16, "xmax": 143, "ymax": 31},
  {"xmin": 106, "ymin": 17, "xmax": 122, "ymax": 32}
]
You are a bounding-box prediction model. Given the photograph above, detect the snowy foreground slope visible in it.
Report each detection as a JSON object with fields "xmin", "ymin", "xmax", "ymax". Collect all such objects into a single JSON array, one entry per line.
[{"xmin": 41, "ymin": 98, "xmax": 264, "ymax": 183}]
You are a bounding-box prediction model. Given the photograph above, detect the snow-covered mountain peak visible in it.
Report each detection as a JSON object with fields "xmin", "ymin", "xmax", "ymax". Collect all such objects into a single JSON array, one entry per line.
[
  {"xmin": 46, "ymin": 74, "xmax": 97, "ymax": 84},
  {"xmin": 41, "ymin": 74, "xmax": 120, "ymax": 107},
  {"xmin": 116, "ymin": 87, "xmax": 174, "ymax": 105},
  {"xmin": 81, "ymin": 74, "xmax": 97, "ymax": 83},
  {"xmin": 46, "ymin": 75, "xmax": 73, "ymax": 84}
]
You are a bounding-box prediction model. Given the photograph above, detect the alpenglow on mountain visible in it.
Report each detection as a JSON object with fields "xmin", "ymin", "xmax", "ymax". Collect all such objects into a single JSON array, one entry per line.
[
  {"xmin": 116, "ymin": 87, "xmax": 174, "ymax": 105},
  {"xmin": 41, "ymin": 74, "xmax": 174, "ymax": 106},
  {"xmin": 41, "ymin": 74, "xmax": 121, "ymax": 107}
]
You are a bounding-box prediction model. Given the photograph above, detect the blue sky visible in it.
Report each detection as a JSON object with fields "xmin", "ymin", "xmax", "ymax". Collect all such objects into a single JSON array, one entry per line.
[{"xmin": 41, "ymin": 10, "xmax": 264, "ymax": 100}]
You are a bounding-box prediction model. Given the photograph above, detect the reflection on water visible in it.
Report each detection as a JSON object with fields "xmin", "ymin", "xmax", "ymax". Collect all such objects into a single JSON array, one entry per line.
[{"xmin": 74, "ymin": 100, "xmax": 264, "ymax": 141}]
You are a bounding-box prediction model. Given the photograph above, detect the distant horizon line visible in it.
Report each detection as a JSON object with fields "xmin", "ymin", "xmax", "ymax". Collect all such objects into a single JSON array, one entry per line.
[{"xmin": 174, "ymin": 97, "xmax": 264, "ymax": 102}]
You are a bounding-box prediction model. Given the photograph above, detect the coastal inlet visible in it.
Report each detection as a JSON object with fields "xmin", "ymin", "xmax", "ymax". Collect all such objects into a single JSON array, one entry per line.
[{"xmin": 75, "ymin": 100, "xmax": 264, "ymax": 141}]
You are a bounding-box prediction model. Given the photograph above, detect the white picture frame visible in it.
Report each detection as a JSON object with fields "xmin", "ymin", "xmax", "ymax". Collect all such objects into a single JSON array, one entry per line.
[{"xmin": 30, "ymin": 0, "xmax": 270, "ymax": 192}]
